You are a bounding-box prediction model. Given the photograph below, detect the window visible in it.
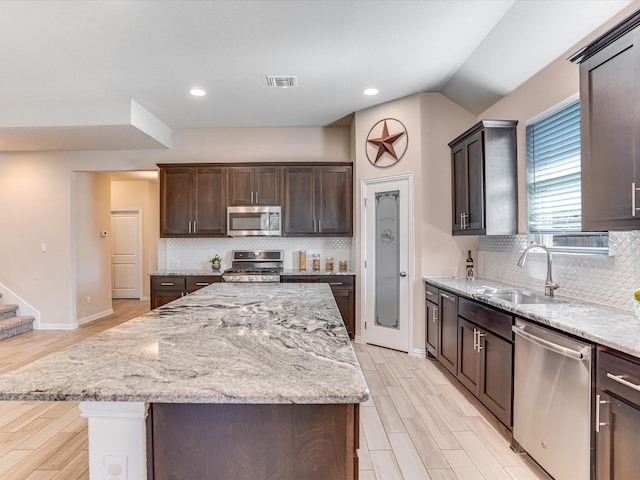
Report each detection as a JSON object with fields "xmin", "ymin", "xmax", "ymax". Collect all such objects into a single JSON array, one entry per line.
[{"xmin": 526, "ymin": 96, "xmax": 608, "ymax": 253}]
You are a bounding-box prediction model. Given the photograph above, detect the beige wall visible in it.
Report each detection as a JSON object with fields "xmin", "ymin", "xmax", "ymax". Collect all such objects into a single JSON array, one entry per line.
[
  {"xmin": 111, "ymin": 178, "xmax": 159, "ymax": 299},
  {"xmin": 73, "ymin": 172, "xmax": 113, "ymax": 324},
  {"xmin": 0, "ymin": 127, "xmax": 351, "ymax": 328}
]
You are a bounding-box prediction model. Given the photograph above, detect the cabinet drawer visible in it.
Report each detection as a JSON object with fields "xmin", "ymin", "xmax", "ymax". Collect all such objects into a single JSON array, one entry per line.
[
  {"xmin": 598, "ymin": 347, "xmax": 640, "ymax": 406},
  {"xmin": 458, "ymin": 297, "xmax": 513, "ymax": 341},
  {"xmin": 318, "ymin": 276, "xmax": 354, "ymax": 289},
  {"xmin": 186, "ymin": 276, "xmax": 220, "ymax": 290},
  {"xmin": 425, "ymin": 283, "xmax": 439, "ymax": 300},
  {"xmin": 281, "ymin": 276, "xmax": 319, "ymax": 283},
  {"xmin": 151, "ymin": 276, "xmax": 186, "ymax": 291}
]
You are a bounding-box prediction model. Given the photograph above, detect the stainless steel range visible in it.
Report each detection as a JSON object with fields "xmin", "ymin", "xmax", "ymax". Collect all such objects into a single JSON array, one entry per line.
[{"xmin": 222, "ymin": 250, "xmax": 283, "ymax": 283}]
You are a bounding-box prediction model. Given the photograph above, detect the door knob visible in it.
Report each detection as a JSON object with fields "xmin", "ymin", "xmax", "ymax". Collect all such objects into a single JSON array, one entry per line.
[{"xmin": 399, "ymin": 271, "xmax": 407, "ymax": 277}]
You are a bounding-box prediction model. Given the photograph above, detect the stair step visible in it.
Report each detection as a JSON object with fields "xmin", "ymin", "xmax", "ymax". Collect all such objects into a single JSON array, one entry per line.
[
  {"xmin": 0, "ymin": 304, "xmax": 19, "ymax": 321},
  {"xmin": 0, "ymin": 315, "xmax": 35, "ymax": 340}
]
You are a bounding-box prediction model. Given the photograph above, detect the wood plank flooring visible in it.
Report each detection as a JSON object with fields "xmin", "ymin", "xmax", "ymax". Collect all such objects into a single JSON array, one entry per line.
[{"xmin": 0, "ymin": 300, "xmax": 551, "ymax": 479}]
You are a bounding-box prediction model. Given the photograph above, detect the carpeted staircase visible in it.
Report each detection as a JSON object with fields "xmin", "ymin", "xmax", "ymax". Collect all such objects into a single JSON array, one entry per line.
[{"xmin": 0, "ymin": 293, "xmax": 35, "ymax": 340}]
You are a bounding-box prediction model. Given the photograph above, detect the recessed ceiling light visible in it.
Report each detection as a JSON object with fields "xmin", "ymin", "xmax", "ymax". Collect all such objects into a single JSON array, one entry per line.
[
  {"xmin": 189, "ymin": 88, "xmax": 206, "ymax": 97},
  {"xmin": 363, "ymin": 88, "xmax": 379, "ymax": 96}
]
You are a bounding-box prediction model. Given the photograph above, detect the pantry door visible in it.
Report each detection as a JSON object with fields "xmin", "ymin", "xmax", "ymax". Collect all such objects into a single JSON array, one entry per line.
[{"xmin": 362, "ymin": 174, "xmax": 412, "ymax": 352}]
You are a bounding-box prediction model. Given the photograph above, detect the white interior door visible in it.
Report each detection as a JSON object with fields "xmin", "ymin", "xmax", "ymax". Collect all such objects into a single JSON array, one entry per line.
[
  {"xmin": 111, "ymin": 210, "xmax": 142, "ymax": 299},
  {"xmin": 363, "ymin": 175, "xmax": 412, "ymax": 352}
]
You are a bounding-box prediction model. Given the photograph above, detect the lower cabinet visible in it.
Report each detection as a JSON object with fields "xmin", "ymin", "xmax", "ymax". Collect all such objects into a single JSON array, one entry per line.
[
  {"xmin": 281, "ymin": 275, "xmax": 355, "ymax": 339},
  {"xmin": 596, "ymin": 347, "xmax": 640, "ymax": 479},
  {"xmin": 425, "ymin": 284, "xmax": 439, "ymax": 358},
  {"xmin": 425, "ymin": 282, "xmax": 514, "ymax": 429},
  {"xmin": 438, "ymin": 290, "xmax": 458, "ymax": 376},
  {"xmin": 150, "ymin": 275, "xmax": 221, "ymax": 309}
]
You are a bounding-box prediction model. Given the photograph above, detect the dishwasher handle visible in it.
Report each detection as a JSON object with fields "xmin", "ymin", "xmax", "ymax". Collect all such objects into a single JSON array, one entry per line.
[{"xmin": 512, "ymin": 324, "xmax": 586, "ymax": 360}]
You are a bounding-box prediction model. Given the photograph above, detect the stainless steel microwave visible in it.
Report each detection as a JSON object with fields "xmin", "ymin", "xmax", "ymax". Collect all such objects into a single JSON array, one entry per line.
[{"xmin": 227, "ymin": 205, "xmax": 282, "ymax": 236}]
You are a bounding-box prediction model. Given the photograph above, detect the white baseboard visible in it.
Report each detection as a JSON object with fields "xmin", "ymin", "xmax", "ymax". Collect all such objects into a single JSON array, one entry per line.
[
  {"xmin": 38, "ymin": 322, "xmax": 79, "ymax": 331},
  {"xmin": 411, "ymin": 348, "xmax": 427, "ymax": 358},
  {"xmin": 77, "ymin": 309, "xmax": 114, "ymax": 326}
]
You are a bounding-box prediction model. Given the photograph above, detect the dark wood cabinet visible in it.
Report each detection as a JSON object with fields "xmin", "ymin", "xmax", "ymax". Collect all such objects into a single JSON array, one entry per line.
[
  {"xmin": 458, "ymin": 297, "xmax": 513, "ymax": 428},
  {"xmin": 160, "ymin": 166, "xmax": 227, "ymax": 237},
  {"xmin": 425, "ymin": 284, "xmax": 439, "ymax": 358},
  {"xmin": 438, "ymin": 290, "xmax": 458, "ymax": 376},
  {"xmin": 283, "ymin": 164, "xmax": 352, "ymax": 236},
  {"xmin": 571, "ymin": 11, "xmax": 640, "ymax": 231},
  {"xmin": 449, "ymin": 120, "xmax": 518, "ymax": 236},
  {"xmin": 596, "ymin": 346, "xmax": 640, "ymax": 479},
  {"xmin": 150, "ymin": 275, "xmax": 221, "ymax": 309},
  {"xmin": 228, "ymin": 166, "xmax": 281, "ymax": 206},
  {"xmin": 281, "ymin": 275, "xmax": 355, "ymax": 339}
]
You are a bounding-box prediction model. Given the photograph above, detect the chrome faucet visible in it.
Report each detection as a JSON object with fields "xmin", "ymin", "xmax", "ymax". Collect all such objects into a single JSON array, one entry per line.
[{"xmin": 517, "ymin": 242, "xmax": 559, "ymax": 297}]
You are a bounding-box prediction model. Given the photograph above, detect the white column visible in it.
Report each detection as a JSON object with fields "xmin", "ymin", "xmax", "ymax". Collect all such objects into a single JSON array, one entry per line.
[{"xmin": 79, "ymin": 401, "xmax": 148, "ymax": 480}]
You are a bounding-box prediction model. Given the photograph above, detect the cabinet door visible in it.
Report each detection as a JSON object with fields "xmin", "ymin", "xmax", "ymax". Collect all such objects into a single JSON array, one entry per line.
[
  {"xmin": 438, "ymin": 291, "xmax": 458, "ymax": 376},
  {"xmin": 228, "ymin": 167, "xmax": 254, "ymax": 206},
  {"xmin": 580, "ymin": 28, "xmax": 640, "ymax": 231},
  {"xmin": 316, "ymin": 166, "xmax": 353, "ymax": 235},
  {"xmin": 479, "ymin": 330, "xmax": 513, "ymax": 428},
  {"xmin": 457, "ymin": 318, "xmax": 480, "ymax": 395},
  {"xmin": 186, "ymin": 276, "xmax": 221, "ymax": 293},
  {"xmin": 330, "ymin": 287, "xmax": 355, "ymax": 339},
  {"xmin": 425, "ymin": 295, "xmax": 439, "ymax": 358},
  {"xmin": 465, "ymin": 132, "xmax": 485, "ymax": 232},
  {"xmin": 194, "ymin": 167, "xmax": 227, "ymax": 236},
  {"xmin": 150, "ymin": 276, "xmax": 187, "ymax": 309},
  {"xmin": 596, "ymin": 391, "xmax": 640, "ymax": 480},
  {"xmin": 284, "ymin": 166, "xmax": 316, "ymax": 235},
  {"xmin": 451, "ymin": 143, "xmax": 468, "ymax": 232},
  {"xmin": 160, "ymin": 168, "xmax": 194, "ymax": 236},
  {"xmin": 254, "ymin": 167, "xmax": 281, "ymax": 205}
]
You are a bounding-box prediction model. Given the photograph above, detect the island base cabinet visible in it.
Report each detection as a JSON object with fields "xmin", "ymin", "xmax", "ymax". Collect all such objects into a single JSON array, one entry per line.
[{"xmin": 149, "ymin": 403, "xmax": 360, "ymax": 480}]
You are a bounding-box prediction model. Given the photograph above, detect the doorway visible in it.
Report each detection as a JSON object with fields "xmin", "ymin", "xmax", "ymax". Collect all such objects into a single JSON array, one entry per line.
[
  {"xmin": 111, "ymin": 209, "xmax": 142, "ymax": 299},
  {"xmin": 362, "ymin": 174, "xmax": 413, "ymax": 352}
]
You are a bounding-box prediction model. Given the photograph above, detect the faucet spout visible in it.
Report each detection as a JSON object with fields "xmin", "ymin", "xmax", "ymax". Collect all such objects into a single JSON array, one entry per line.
[{"xmin": 516, "ymin": 242, "xmax": 559, "ymax": 297}]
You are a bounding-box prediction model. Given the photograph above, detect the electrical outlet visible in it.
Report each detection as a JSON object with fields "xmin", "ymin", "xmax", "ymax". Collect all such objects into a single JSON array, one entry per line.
[
  {"xmin": 41, "ymin": 243, "xmax": 47, "ymax": 252},
  {"xmin": 104, "ymin": 455, "xmax": 127, "ymax": 480},
  {"xmin": 86, "ymin": 296, "xmax": 91, "ymax": 304}
]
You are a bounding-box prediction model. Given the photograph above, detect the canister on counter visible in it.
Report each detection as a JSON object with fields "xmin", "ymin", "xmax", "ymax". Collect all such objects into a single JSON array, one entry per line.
[
  {"xmin": 299, "ymin": 250, "xmax": 307, "ymax": 271},
  {"xmin": 312, "ymin": 254, "xmax": 321, "ymax": 271},
  {"xmin": 325, "ymin": 256, "xmax": 334, "ymax": 272},
  {"xmin": 339, "ymin": 260, "xmax": 348, "ymax": 272}
]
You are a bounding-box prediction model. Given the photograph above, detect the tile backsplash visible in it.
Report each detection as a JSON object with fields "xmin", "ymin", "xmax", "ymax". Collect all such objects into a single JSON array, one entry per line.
[
  {"xmin": 164, "ymin": 237, "xmax": 352, "ymax": 271},
  {"xmin": 478, "ymin": 232, "xmax": 639, "ymax": 311}
]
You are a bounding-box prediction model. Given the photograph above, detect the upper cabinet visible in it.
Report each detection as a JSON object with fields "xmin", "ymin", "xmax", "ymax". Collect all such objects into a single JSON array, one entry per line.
[
  {"xmin": 570, "ymin": 10, "xmax": 640, "ymax": 231},
  {"xmin": 159, "ymin": 166, "xmax": 227, "ymax": 237},
  {"xmin": 449, "ymin": 120, "xmax": 518, "ymax": 236},
  {"xmin": 228, "ymin": 166, "xmax": 281, "ymax": 206},
  {"xmin": 283, "ymin": 164, "xmax": 353, "ymax": 236}
]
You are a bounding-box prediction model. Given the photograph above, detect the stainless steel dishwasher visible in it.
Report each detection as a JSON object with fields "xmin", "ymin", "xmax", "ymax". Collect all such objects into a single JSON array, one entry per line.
[{"xmin": 512, "ymin": 319, "xmax": 593, "ymax": 480}]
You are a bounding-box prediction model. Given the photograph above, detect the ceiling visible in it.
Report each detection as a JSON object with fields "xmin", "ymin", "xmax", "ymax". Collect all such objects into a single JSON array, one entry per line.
[{"xmin": 0, "ymin": 0, "xmax": 633, "ymax": 151}]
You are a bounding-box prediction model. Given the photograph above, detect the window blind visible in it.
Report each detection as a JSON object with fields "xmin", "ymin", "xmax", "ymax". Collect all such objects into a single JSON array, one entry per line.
[{"xmin": 526, "ymin": 100, "xmax": 581, "ymax": 233}]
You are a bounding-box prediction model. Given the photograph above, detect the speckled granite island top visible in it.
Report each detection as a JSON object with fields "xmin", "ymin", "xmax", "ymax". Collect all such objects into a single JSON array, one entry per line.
[
  {"xmin": 0, "ymin": 283, "xmax": 370, "ymax": 404},
  {"xmin": 424, "ymin": 276, "xmax": 640, "ymax": 358}
]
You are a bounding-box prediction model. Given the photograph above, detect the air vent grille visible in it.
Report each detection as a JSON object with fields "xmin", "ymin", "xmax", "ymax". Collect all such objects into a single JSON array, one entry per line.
[{"xmin": 266, "ymin": 76, "xmax": 298, "ymax": 88}]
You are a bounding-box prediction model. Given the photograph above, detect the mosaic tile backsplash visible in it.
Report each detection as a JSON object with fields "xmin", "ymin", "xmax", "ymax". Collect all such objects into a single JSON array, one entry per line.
[
  {"xmin": 478, "ymin": 232, "xmax": 639, "ymax": 311},
  {"xmin": 165, "ymin": 237, "xmax": 352, "ymax": 271}
]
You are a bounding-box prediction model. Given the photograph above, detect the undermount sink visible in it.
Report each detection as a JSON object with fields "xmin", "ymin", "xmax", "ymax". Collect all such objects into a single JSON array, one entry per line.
[{"xmin": 489, "ymin": 291, "xmax": 553, "ymax": 304}]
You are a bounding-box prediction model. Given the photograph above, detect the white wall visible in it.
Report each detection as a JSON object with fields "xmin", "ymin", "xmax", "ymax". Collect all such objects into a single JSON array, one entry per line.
[{"xmin": 74, "ymin": 172, "xmax": 113, "ymax": 325}]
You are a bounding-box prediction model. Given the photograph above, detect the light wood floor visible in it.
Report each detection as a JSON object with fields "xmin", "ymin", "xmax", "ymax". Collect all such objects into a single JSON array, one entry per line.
[{"xmin": 0, "ymin": 300, "xmax": 550, "ymax": 480}]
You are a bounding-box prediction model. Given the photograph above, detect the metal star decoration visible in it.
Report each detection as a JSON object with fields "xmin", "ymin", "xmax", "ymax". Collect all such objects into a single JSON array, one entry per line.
[{"xmin": 365, "ymin": 118, "xmax": 408, "ymax": 168}]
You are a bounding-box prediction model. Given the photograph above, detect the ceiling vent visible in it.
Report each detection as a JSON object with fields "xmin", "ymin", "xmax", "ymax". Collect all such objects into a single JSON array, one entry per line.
[{"xmin": 266, "ymin": 76, "xmax": 298, "ymax": 88}]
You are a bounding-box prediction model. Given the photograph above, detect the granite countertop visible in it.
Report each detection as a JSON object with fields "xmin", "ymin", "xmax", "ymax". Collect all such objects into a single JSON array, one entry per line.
[
  {"xmin": 150, "ymin": 270, "xmax": 355, "ymax": 277},
  {"xmin": 0, "ymin": 283, "xmax": 369, "ymax": 404},
  {"xmin": 150, "ymin": 270, "xmax": 222, "ymax": 276},
  {"xmin": 424, "ymin": 276, "xmax": 640, "ymax": 359}
]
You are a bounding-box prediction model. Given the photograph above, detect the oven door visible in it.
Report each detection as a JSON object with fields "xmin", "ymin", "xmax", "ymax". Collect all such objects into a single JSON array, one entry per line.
[{"xmin": 227, "ymin": 206, "xmax": 281, "ymax": 236}]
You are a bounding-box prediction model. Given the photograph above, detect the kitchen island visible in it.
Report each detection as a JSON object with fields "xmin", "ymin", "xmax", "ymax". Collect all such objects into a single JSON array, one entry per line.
[{"xmin": 0, "ymin": 283, "xmax": 369, "ymax": 480}]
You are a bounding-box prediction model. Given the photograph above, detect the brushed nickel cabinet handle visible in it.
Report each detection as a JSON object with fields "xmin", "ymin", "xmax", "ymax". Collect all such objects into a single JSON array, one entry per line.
[
  {"xmin": 607, "ymin": 372, "xmax": 640, "ymax": 392},
  {"xmin": 160, "ymin": 282, "xmax": 175, "ymax": 286},
  {"xmin": 195, "ymin": 282, "xmax": 210, "ymax": 286}
]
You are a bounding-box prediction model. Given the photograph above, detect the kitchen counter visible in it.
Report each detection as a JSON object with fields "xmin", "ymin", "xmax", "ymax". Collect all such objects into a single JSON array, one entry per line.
[
  {"xmin": 281, "ymin": 269, "xmax": 356, "ymax": 276},
  {"xmin": 0, "ymin": 283, "xmax": 368, "ymax": 479},
  {"xmin": 0, "ymin": 283, "xmax": 368, "ymax": 403},
  {"xmin": 424, "ymin": 276, "xmax": 640, "ymax": 359},
  {"xmin": 150, "ymin": 269, "xmax": 222, "ymax": 276}
]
